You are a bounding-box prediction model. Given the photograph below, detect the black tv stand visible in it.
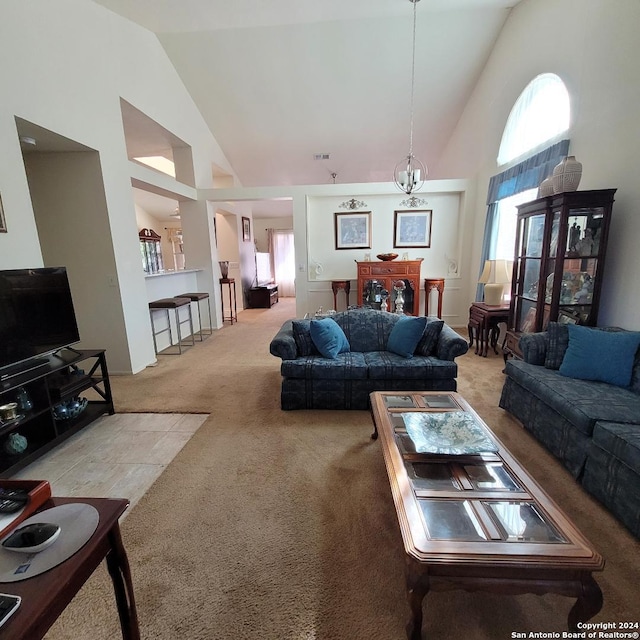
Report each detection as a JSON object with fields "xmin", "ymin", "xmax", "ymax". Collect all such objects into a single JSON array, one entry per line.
[
  {"xmin": 52, "ymin": 346, "xmax": 83, "ymax": 359},
  {"xmin": 0, "ymin": 349, "xmax": 114, "ymax": 477},
  {"xmin": 0, "ymin": 357, "xmax": 50, "ymax": 384}
]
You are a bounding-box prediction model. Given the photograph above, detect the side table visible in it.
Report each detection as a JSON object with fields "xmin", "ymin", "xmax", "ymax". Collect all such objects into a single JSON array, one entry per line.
[
  {"xmin": 468, "ymin": 302, "xmax": 510, "ymax": 357},
  {"xmin": 219, "ymin": 278, "xmax": 237, "ymax": 324},
  {"xmin": 0, "ymin": 497, "xmax": 139, "ymax": 640},
  {"xmin": 424, "ymin": 278, "xmax": 445, "ymax": 318},
  {"xmin": 331, "ymin": 280, "xmax": 350, "ymax": 311}
]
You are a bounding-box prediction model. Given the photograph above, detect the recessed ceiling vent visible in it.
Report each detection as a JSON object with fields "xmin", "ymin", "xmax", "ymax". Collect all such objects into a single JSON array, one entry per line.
[{"xmin": 313, "ymin": 153, "xmax": 330, "ymax": 161}]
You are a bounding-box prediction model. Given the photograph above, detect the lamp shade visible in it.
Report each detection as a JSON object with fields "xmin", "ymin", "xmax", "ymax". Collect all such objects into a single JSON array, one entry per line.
[{"xmin": 479, "ymin": 259, "xmax": 513, "ymax": 305}]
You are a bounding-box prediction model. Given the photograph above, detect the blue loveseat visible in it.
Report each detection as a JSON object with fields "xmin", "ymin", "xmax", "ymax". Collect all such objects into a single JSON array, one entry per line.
[
  {"xmin": 269, "ymin": 308, "xmax": 468, "ymax": 411},
  {"xmin": 499, "ymin": 322, "xmax": 640, "ymax": 538}
]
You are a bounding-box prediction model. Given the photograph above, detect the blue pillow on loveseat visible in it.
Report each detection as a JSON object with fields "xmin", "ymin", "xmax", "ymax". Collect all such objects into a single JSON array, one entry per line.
[
  {"xmin": 309, "ymin": 318, "xmax": 350, "ymax": 359},
  {"xmin": 559, "ymin": 324, "xmax": 640, "ymax": 388},
  {"xmin": 387, "ymin": 316, "xmax": 428, "ymax": 358}
]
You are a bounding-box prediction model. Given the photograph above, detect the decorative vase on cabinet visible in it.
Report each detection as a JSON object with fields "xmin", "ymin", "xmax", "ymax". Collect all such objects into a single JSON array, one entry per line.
[
  {"xmin": 537, "ymin": 176, "xmax": 555, "ymax": 197},
  {"xmin": 552, "ymin": 155, "xmax": 583, "ymax": 194}
]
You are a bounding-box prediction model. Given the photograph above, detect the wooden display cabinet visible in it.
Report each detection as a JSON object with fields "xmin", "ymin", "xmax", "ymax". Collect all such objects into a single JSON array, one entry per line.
[
  {"xmin": 356, "ymin": 259, "xmax": 423, "ymax": 315},
  {"xmin": 505, "ymin": 189, "xmax": 615, "ymax": 357},
  {"xmin": 139, "ymin": 228, "xmax": 164, "ymax": 274}
]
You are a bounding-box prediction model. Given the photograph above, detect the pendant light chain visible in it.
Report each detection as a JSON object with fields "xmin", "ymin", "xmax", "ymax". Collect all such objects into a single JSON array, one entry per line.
[
  {"xmin": 393, "ymin": 0, "xmax": 426, "ymax": 194},
  {"xmin": 408, "ymin": 0, "xmax": 418, "ymax": 159}
]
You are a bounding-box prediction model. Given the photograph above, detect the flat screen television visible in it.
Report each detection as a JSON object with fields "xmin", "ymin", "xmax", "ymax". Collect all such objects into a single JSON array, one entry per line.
[{"xmin": 0, "ymin": 267, "xmax": 80, "ymax": 379}]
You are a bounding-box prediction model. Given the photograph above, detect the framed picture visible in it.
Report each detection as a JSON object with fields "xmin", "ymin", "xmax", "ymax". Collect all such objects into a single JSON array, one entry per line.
[
  {"xmin": 0, "ymin": 193, "xmax": 6, "ymax": 233},
  {"xmin": 242, "ymin": 216, "xmax": 251, "ymax": 242},
  {"xmin": 393, "ymin": 210, "xmax": 432, "ymax": 248},
  {"xmin": 334, "ymin": 212, "xmax": 371, "ymax": 250}
]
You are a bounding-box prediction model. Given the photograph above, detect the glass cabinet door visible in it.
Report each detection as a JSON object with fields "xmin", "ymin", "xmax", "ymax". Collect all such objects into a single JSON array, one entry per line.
[
  {"xmin": 362, "ymin": 279, "xmax": 384, "ymax": 309},
  {"xmin": 555, "ymin": 206, "xmax": 604, "ymax": 324},
  {"xmin": 509, "ymin": 190, "xmax": 615, "ymax": 336}
]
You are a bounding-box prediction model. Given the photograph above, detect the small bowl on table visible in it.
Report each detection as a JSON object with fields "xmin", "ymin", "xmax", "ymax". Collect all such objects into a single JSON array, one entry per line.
[{"xmin": 376, "ymin": 253, "xmax": 399, "ymax": 261}]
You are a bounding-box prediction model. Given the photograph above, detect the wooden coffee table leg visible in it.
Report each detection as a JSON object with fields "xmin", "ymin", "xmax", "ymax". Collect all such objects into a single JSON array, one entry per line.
[
  {"xmin": 369, "ymin": 404, "xmax": 379, "ymax": 440},
  {"xmin": 567, "ymin": 574, "xmax": 603, "ymax": 631},
  {"xmin": 405, "ymin": 562, "xmax": 429, "ymax": 640}
]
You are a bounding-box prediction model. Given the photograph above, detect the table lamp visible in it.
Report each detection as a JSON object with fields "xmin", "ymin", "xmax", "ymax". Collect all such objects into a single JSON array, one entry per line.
[{"xmin": 479, "ymin": 259, "xmax": 512, "ymax": 305}]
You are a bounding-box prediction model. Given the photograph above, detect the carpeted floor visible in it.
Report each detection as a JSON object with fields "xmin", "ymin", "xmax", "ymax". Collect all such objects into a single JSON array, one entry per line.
[{"xmin": 45, "ymin": 298, "xmax": 639, "ymax": 639}]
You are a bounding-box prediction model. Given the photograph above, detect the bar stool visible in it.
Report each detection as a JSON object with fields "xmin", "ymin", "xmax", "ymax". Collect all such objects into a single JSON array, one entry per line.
[
  {"xmin": 176, "ymin": 292, "xmax": 213, "ymax": 341},
  {"xmin": 148, "ymin": 297, "xmax": 195, "ymax": 355}
]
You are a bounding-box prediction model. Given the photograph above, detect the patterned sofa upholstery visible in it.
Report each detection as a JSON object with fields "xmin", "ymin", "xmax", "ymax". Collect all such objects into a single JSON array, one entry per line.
[
  {"xmin": 269, "ymin": 308, "xmax": 468, "ymax": 411},
  {"xmin": 499, "ymin": 324, "xmax": 640, "ymax": 538}
]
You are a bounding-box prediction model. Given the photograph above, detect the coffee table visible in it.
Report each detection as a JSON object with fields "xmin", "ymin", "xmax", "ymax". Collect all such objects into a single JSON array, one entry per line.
[{"xmin": 369, "ymin": 391, "xmax": 604, "ymax": 640}]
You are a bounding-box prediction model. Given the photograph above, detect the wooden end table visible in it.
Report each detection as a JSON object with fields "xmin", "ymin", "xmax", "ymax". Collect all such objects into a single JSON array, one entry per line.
[
  {"xmin": 369, "ymin": 391, "xmax": 604, "ymax": 640},
  {"xmin": 331, "ymin": 280, "xmax": 351, "ymax": 311},
  {"xmin": 423, "ymin": 278, "xmax": 445, "ymax": 318},
  {"xmin": 0, "ymin": 497, "xmax": 139, "ymax": 639},
  {"xmin": 468, "ymin": 302, "xmax": 509, "ymax": 356},
  {"xmin": 219, "ymin": 278, "xmax": 237, "ymax": 324}
]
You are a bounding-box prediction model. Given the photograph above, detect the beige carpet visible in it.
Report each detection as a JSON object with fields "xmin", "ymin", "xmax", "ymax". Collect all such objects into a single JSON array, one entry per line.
[{"xmin": 46, "ymin": 299, "xmax": 639, "ymax": 639}]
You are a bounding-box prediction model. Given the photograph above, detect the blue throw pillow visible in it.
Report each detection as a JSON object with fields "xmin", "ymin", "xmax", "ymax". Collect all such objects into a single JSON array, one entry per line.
[
  {"xmin": 559, "ymin": 324, "xmax": 640, "ymax": 387},
  {"xmin": 310, "ymin": 318, "xmax": 350, "ymax": 359},
  {"xmin": 544, "ymin": 322, "xmax": 569, "ymax": 370},
  {"xmin": 415, "ymin": 318, "xmax": 444, "ymax": 356},
  {"xmin": 291, "ymin": 319, "xmax": 317, "ymax": 356},
  {"xmin": 387, "ymin": 316, "xmax": 428, "ymax": 358}
]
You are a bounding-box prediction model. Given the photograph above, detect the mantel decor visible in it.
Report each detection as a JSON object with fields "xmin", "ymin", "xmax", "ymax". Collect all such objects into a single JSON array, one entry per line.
[
  {"xmin": 339, "ymin": 198, "xmax": 368, "ymax": 210},
  {"xmin": 334, "ymin": 211, "xmax": 372, "ymax": 250},
  {"xmin": 393, "ymin": 209, "xmax": 432, "ymax": 248}
]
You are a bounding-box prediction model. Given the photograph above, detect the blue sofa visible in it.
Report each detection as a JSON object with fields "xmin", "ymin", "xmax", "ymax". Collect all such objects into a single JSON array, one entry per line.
[
  {"xmin": 499, "ymin": 323, "xmax": 640, "ymax": 538},
  {"xmin": 269, "ymin": 308, "xmax": 469, "ymax": 411}
]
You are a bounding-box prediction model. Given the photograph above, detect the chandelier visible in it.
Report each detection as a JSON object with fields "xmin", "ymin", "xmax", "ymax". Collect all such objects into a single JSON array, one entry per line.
[{"xmin": 394, "ymin": 0, "xmax": 427, "ymax": 195}]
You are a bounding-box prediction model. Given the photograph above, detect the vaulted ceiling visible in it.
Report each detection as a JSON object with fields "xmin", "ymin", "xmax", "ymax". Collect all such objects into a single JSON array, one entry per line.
[{"xmin": 91, "ymin": 0, "xmax": 520, "ymax": 194}]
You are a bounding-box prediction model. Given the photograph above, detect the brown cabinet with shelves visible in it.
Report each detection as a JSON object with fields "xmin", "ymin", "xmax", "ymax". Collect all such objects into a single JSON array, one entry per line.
[
  {"xmin": 505, "ymin": 189, "xmax": 615, "ymax": 358},
  {"xmin": 0, "ymin": 349, "xmax": 114, "ymax": 477},
  {"xmin": 356, "ymin": 259, "xmax": 423, "ymax": 315}
]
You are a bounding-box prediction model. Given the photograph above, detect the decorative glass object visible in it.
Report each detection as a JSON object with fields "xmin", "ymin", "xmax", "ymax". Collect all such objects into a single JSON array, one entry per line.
[
  {"xmin": 219, "ymin": 261, "xmax": 229, "ymax": 278},
  {"xmin": 53, "ymin": 397, "xmax": 88, "ymax": 421},
  {"xmin": 16, "ymin": 387, "xmax": 33, "ymax": 412},
  {"xmin": 393, "ymin": 280, "xmax": 406, "ymax": 314},
  {"xmin": 4, "ymin": 432, "xmax": 28, "ymax": 455},
  {"xmin": 401, "ymin": 411, "xmax": 498, "ymax": 455},
  {"xmin": 380, "ymin": 289, "xmax": 389, "ymax": 312}
]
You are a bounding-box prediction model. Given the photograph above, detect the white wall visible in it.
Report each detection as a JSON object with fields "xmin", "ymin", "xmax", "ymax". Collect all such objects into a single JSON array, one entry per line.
[
  {"xmin": 435, "ymin": 0, "xmax": 640, "ymax": 330},
  {"xmin": 201, "ymin": 179, "xmax": 475, "ymax": 327},
  {"xmin": 305, "ymin": 192, "xmax": 465, "ymax": 318},
  {"xmin": 215, "ymin": 210, "xmax": 244, "ymax": 312},
  {"xmin": 25, "ymin": 150, "xmax": 130, "ymax": 368},
  {"xmin": 0, "ymin": 0, "xmax": 239, "ymax": 373}
]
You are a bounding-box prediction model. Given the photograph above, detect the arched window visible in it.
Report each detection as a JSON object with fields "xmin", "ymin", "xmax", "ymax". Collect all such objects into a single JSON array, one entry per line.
[
  {"xmin": 478, "ymin": 74, "xmax": 571, "ymax": 300},
  {"xmin": 498, "ymin": 73, "xmax": 570, "ymax": 166}
]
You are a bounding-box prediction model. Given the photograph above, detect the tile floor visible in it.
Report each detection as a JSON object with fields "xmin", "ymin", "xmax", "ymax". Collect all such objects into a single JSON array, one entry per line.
[{"xmin": 12, "ymin": 412, "xmax": 208, "ymax": 517}]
